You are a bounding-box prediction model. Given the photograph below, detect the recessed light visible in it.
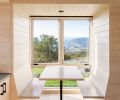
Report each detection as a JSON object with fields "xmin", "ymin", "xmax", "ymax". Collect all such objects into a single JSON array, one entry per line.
[{"xmin": 59, "ymin": 10, "xmax": 64, "ymax": 13}]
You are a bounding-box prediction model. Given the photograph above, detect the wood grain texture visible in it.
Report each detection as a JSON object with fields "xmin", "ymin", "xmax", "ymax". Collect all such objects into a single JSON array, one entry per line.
[
  {"xmin": 0, "ymin": 0, "xmax": 9, "ymax": 3},
  {"xmin": 0, "ymin": 5, "xmax": 12, "ymax": 73},
  {"xmin": 10, "ymin": 76, "xmax": 19, "ymax": 100},
  {"xmin": 20, "ymin": 78, "xmax": 45, "ymax": 99},
  {"xmin": 92, "ymin": 7, "xmax": 109, "ymax": 96},
  {"xmin": 13, "ymin": 4, "xmax": 108, "ymax": 17},
  {"xmin": 40, "ymin": 66, "xmax": 84, "ymax": 80},
  {"xmin": 13, "ymin": 0, "xmax": 109, "ymax": 4},
  {"xmin": 13, "ymin": 4, "xmax": 32, "ymax": 96},
  {"xmin": 78, "ymin": 80, "xmax": 104, "ymax": 98},
  {"xmin": 20, "ymin": 94, "xmax": 83, "ymax": 100},
  {"xmin": 20, "ymin": 95, "xmax": 103, "ymax": 100},
  {"xmin": 39, "ymin": 94, "xmax": 83, "ymax": 100},
  {"xmin": 105, "ymin": 1, "xmax": 120, "ymax": 100}
]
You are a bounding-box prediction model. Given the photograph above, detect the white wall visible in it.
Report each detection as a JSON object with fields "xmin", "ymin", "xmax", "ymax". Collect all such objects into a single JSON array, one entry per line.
[
  {"xmin": 92, "ymin": 7, "xmax": 109, "ymax": 95},
  {"xmin": 13, "ymin": 4, "xmax": 32, "ymax": 95}
]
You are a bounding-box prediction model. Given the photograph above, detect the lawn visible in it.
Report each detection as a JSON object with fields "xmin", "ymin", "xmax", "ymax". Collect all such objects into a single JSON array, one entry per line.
[
  {"xmin": 32, "ymin": 67, "xmax": 78, "ymax": 87},
  {"xmin": 45, "ymin": 80, "xmax": 77, "ymax": 87},
  {"xmin": 32, "ymin": 67, "xmax": 44, "ymax": 75}
]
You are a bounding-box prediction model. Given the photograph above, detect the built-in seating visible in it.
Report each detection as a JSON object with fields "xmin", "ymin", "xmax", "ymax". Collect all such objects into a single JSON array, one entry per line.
[
  {"xmin": 19, "ymin": 78, "xmax": 45, "ymax": 99},
  {"xmin": 78, "ymin": 79, "xmax": 104, "ymax": 98},
  {"xmin": 78, "ymin": 66, "xmax": 108, "ymax": 98}
]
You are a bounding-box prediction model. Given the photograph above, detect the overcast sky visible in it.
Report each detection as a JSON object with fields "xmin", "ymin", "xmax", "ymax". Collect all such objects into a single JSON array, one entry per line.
[{"xmin": 33, "ymin": 19, "xmax": 89, "ymax": 39}]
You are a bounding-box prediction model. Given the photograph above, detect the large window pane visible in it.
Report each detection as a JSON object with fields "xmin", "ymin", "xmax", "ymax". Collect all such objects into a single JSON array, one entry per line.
[
  {"xmin": 33, "ymin": 20, "xmax": 59, "ymax": 63},
  {"xmin": 64, "ymin": 20, "xmax": 89, "ymax": 65}
]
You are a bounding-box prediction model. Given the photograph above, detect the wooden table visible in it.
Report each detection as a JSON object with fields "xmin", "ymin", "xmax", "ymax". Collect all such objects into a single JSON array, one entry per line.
[{"xmin": 39, "ymin": 66, "xmax": 84, "ymax": 100}]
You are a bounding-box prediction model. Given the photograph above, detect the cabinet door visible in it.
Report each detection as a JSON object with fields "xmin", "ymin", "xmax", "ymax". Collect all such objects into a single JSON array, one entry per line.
[
  {"xmin": 0, "ymin": 77, "xmax": 10, "ymax": 100},
  {"xmin": 0, "ymin": 5, "xmax": 11, "ymax": 73}
]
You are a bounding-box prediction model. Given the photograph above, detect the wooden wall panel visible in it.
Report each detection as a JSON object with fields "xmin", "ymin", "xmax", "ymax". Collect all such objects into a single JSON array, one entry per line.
[
  {"xmin": 105, "ymin": 2, "xmax": 120, "ymax": 100},
  {"xmin": 92, "ymin": 7, "xmax": 109, "ymax": 96},
  {"xmin": 13, "ymin": 0, "xmax": 109, "ymax": 4},
  {"xmin": 0, "ymin": 0, "xmax": 10, "ymax": 3},
  {"xmin": 14, "ymin": 4, "xmax": 108, "ymax": 16},
  {"xmin": 13, "ymin": 5, "xmax": 32, "ymax": 95},
  {"xmin": 0, "ymin": 5, "xmax": 12, "ymax": 73}
]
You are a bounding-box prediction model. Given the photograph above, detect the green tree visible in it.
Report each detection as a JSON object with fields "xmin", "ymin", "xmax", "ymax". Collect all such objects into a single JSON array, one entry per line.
[{"xmin": 33, "ymin": 34, "xmax": 58, "ymax": 63}]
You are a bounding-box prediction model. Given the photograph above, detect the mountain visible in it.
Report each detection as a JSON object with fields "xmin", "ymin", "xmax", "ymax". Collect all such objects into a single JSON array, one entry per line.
[{"xmin": 64, "ymin": 37, "xmax": 89, "ymax": 49}]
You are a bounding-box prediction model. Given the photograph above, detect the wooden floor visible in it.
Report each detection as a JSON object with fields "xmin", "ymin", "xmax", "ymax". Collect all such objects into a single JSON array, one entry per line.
[
  {"xmin": 20, "ymin": 94, "xmax": 104, "ymax": 100},
  {"xmin": 84, "ymin": 98, "xmax": 104, "ymax": 100},
  {"xmin": 39, "ymin": 94, "xmax": 104, "ymax": 100}
]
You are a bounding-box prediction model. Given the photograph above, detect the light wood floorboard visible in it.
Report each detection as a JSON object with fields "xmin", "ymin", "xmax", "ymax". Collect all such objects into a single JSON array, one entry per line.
[
  {"xmin": 40, "ymin": 94, "xmax": 83, "ymax": 100},
  {"xmin": 40, "ymin": 94, "xmax": 104, "ymax": 100},
  {"xmin": 20, "ymin": 94, "xmax": 104, "ymax": 100}
]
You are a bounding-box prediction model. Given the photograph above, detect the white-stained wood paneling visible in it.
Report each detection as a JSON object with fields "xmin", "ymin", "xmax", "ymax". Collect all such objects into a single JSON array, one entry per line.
[
  {"xmin": 13, "ymin": 4, "xmax": 32, "ymax": 95},
  {"xmin": 13, "ymin": 0, "xmax": 109, "ymax": 4},
  {"xmin": 92, "ymin": 7, "xmax": 109, "ymax": 96},
  {"xmin": 14, "ymin": 4, "xmax": 108, "ymax": 16}
]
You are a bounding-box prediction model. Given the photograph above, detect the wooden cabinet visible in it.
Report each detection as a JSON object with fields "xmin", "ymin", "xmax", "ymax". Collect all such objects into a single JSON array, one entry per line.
[
  {"xmin": 0, "ymin": 5, "xmax": 12, "ymax": 73},
  {"xmin": 0, "ymin": 0, "xmax": 10, "ymax": 3},
  {"xmin": 0, "ymin": 76, "xmax": 10, "ymax": 100}
]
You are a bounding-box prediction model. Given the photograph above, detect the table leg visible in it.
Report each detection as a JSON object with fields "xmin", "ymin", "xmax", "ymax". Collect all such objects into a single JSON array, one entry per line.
[{"xmin": 60, "ymin": 80, "xmax": 63, "ymax": 100}]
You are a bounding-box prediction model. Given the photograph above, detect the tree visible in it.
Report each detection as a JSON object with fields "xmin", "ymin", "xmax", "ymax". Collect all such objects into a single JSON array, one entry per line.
[{"xmin": 33, "ymin": 34, "xmax": 58, "ymax": 63}]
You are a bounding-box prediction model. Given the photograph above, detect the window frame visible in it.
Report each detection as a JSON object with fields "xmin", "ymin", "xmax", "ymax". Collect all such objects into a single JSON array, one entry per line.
[{"xmin": 30, "ymin": 17, "xmax": 92, "ymax": 67}]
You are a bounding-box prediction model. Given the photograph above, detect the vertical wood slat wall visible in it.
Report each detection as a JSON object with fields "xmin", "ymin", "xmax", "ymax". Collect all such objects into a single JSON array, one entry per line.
[
  {"xmin": 92, "ymin": 7, "xmax": 109, "ymax": 95},
  {"xmin": 105, "ymin": 1, "xmax": 120, "ymax": 100},
  {"xmin": 13, "ymin": 5, "xmax": 32, "ymax": 95}
]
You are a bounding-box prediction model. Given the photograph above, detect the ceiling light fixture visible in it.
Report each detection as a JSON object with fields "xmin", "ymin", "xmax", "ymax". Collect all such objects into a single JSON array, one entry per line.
[{"xmin": 59, "ymin": 10, "xmax": 64, "ymax": 13}]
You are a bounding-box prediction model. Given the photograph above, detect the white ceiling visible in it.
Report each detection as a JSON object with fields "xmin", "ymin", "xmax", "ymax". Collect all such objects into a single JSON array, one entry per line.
[{"xmin": 14, "ymin": 4, "xmax": 108, "ymax": 16}]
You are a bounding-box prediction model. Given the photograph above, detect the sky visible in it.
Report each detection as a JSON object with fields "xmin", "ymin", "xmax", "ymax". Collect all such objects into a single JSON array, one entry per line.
[{"xmin": 33, "ymin": 19, "xmax": 89, "ymax": 39}]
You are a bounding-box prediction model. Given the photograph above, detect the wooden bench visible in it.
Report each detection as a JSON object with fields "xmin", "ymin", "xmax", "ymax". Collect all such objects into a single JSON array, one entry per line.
[
  {"xmin": 77, "ymin": 79, "xmax": 104, "ymax": 98},
  {"xmin": 19, "ymin": 78, "xmax": 45, "ymax": 99}
]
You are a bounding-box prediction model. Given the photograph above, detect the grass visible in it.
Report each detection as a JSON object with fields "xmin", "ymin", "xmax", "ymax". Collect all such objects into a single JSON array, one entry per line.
[
  {"xmin": 32, "ymin": 67, "xmax": 44, "ymax": 75},
  {"xmin": 45, "ymin": 80, "xmax": 77, "ymax": 87},
  {"xmin": 32, "ymin": 67, "xmax": 78, "ymax": 87}
]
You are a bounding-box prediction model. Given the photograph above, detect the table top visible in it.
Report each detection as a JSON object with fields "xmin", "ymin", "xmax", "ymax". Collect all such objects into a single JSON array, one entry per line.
[{"xmin": 39, "ymin": 66, "xmax": 84, "ymax": 81}]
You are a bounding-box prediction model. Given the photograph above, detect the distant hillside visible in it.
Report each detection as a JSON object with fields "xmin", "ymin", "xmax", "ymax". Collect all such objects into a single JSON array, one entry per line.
[{"xmin": 64, "ymin": 37, "xmax": 89, "ymax": 49}]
